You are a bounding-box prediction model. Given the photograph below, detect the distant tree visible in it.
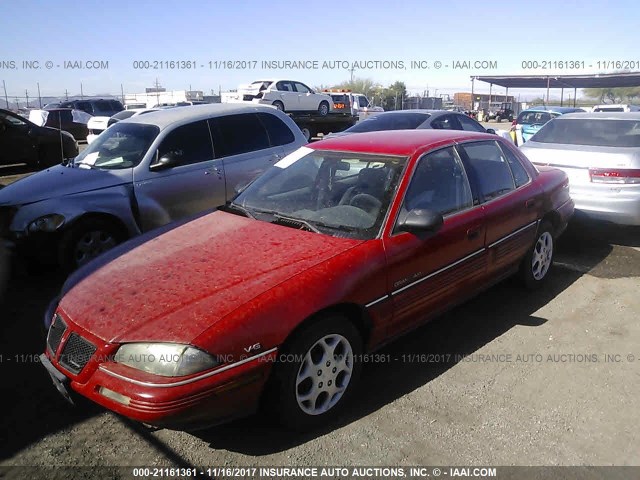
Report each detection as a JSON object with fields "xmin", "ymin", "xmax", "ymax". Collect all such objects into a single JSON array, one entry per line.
[{"xmin": 330, "ymin": 77, "xmax": 377, "ymax": 98}]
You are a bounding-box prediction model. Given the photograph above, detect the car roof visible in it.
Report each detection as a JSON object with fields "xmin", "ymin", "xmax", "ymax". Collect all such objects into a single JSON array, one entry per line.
[
  {"xmin": 310, "ymin": 129, "xmax": 496, "ymax": 156},
  {"xmin": 521, "ymin": 106, "xmax": 584, "ymax": 113},
  {"xmin": 556, "ymin": 112, "xmax": 640, "ymax": 120},
  {"xmin": 361, "ymin": 109, "xmax": 455, "ymax": 116},
  {"xmin": 123, "ymin": 103, "xmax": 282, "ymax": 129}
]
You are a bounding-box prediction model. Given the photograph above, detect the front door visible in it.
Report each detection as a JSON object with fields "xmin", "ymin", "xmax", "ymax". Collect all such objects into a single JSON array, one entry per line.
[
  {"xmin": 0, "ymin": 111, "xmax": 36, "ymax": 165},
  {"xmin": 133, "ymin": 119, "xmax": 225, "ymax": 232},
  {"xmin": 383, "ymin": 146, "xmax": 488, "ymax": 336}
]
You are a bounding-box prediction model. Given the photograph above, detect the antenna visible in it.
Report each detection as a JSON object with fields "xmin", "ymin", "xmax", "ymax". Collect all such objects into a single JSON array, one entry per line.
[{"xmin": 58, "ymin": 110, "xmax": 64, "ymax": 164}]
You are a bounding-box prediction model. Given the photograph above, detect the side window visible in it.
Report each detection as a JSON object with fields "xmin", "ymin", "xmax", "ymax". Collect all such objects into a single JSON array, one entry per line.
[
  {"xmin": 402, "ymin": 147, "xmax": 473, "ymax": 217},
  {"xmin": 500, "ymin": 143, "xmax": 530, "ymax": 188},
  {"xmin": 257, "ymin": 112, "xmax": 295, "ymax": 146},
  {"xmin": 458, "ymin": 114, "xmax": 486, "ymax": 132},
  {"xmin": 156, "ymin": 120, "xmax": 213, "ymax": 167},
  {"xmin": 430, "ymin": 114, "xmax": 459, "ymax": 130},
  {"xmin": 212, "ymin": 113, "xmax": 270, "ymax": 156},
  {"xmin": 359, "ymin": 96, "xmax": 368, "ymax": 108},
  {"xmin": 76, "ymin": 102, "xmax": 93, "ymax": 114},
  {"xmin": 275, "ymin": 81, "xmax": 294, "ymax": 92},
  {"xmin": 459, "ymin": 141, "xmax": 516, "ymax": 201},
  {"xmin": 294, "ymin": 82, "xmax": 310, "ymax": 93}
]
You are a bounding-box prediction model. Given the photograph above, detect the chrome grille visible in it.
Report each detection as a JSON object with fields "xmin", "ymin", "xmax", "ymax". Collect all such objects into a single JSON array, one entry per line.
[
  {"xmin": 59, "ymin": 333, "xmax": 97, "ymax": 374},
  {"xmin": 47, "ymin": 315, "xmax": 67, "ymax": 355}
]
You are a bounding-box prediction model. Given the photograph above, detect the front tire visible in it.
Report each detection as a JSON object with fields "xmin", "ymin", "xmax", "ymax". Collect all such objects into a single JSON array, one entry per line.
[
  {"xmin": 59, "ymin": 217, "xmax": 125, "ymax": 271},
  {"xmin": 270, "ymin": 314, "xmax": 362, "ymax": 431},
  {"xmin": 520, "ymin": 221, "xmax": 554, "ymax": 289},
  {"xmin": 318, "ymin": 101, "xmax": 330, "ymax": 117}
]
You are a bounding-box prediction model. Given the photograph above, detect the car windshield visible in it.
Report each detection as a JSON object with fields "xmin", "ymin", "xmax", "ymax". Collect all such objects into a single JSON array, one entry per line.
[
  {"xmin": 232, "ymin": 147, "xmax": 408, "ymax": 239},
  {"xmin": 346, "ymin": 113, "xmax": 430, "ymax": 133},
  {"xmin": 530, "ymin": 119, "xmax": 640, "ymax": 147},
  {"xmin": 517, "ymin": 111, "xmax": 554, "ymax": 126},
  {"xmin": 73, "ymin": 122, "xmax": 160, "ymax": 169}
]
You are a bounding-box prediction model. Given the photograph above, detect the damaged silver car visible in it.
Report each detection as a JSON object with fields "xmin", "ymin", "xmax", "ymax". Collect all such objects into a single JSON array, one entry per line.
[{"xmin": 0, "ymin": 104, "xmax": 306, "ymax": 270}]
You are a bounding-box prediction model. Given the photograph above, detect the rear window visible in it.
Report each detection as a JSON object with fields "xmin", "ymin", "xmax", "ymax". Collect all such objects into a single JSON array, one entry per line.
[
  {"xmin": 347, "ymin": 113, "xmax": 430, "ymax": 133},
  {"xmin": 531, "ymin": 119, "xmax": 640, "ymax": 147},
  {"xmin": 517, "ymin": 111, "xmax": 554, "ymax": 125},
  {"xmin": 111, "ymin": 110, "xmax": 136, "ymax": 121},
  {"xmin": 593, "ymin": 107, "xmax": 624, "ymax": 112}
]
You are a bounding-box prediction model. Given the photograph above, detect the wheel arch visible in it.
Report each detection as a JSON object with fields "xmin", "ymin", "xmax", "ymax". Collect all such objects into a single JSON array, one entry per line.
[{"xmin": 278, "ymin": 302, "xmax": 374, "ymax": 355}]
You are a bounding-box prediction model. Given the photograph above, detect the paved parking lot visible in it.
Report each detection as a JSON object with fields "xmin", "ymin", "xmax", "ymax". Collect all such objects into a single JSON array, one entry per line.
[{"xmin": 0, "ymin": 157, "xmax": 639, "ymax": 470}]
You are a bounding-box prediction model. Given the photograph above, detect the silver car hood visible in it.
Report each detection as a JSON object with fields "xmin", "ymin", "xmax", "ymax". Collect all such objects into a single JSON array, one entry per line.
[{"xmin": 0, "ymin": 164, "xmax": 132, "ymax": 206}]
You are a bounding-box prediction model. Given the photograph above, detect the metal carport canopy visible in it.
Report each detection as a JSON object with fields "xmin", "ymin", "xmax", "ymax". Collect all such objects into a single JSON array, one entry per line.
[{"xmin": 472, "ymin": 72, "xmax": 640, "ymax": 89}]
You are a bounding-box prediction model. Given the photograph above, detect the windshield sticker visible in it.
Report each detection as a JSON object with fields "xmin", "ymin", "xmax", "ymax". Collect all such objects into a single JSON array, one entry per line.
[
  {"xmin": 274, "ymin": 146, "xmax": 314, "ymax": 169},
  {"xmin": 83, "ymin": 152, "xmax": 99, "ymax": 165}
]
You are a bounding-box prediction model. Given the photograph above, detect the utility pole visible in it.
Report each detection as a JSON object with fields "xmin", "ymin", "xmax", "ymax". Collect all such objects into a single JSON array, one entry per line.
[
  {"xmin": 2, "ymin": 80, "xmax": 9, "ymax": 109},
  {"xmin": 154, "ymin": 78, "xmax": 161, "ymax": 105},
  {"xmin": 37, "ymin": 82, "xmax": 42, "ymax": 108},
  {"xmin": 25, "ymin": 89, "xmax": 29, "ymax": 107},
  {"xmin": 121, "ymin": 84, "xmax": 125, "ymax": 104},
  {"xmin": 348, "ymin": 66, "xmax": 355, "ymax": 83},
  {"xmin": 80, "ymin": 82, "xmax": 84, "ymax": 99},
  {"xmin": 65, "ymin": 89, "xmax": 69, "ymax": 100}
]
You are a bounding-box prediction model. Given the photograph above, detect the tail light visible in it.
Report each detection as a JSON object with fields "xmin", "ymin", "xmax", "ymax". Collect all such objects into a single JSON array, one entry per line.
[{"xmin": 589, "ymin": 168, "xmax": 640, "ymax": 184}]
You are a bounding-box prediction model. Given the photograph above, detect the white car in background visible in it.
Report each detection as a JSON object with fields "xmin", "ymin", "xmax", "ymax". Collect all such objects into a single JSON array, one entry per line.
[
  {"xmin": 238, "ymin": 79, "xmax": 333, "ymax": 116},
  {"xmin": 87, "ymin": 108, "xmax": 160, "ymax": 143}
]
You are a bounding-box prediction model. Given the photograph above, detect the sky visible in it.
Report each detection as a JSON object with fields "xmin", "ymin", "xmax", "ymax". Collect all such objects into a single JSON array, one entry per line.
[{"xmin": 1, "ymin": 0, "xmax": 639, "ymax": 103}]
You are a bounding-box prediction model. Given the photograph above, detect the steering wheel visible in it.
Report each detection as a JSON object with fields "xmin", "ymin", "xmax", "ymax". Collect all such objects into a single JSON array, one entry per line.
[{"xmin": 350, "ymin": 193, "xmax": 382, "ymax": 216}]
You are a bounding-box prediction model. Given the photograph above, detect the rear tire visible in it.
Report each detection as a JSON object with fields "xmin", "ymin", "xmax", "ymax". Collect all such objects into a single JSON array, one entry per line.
[
  {"xmin": 520, "ymin": 221, "xmax": 554, "ymax": 289},
  {"xmin": 272, "ymin": 101, "xmax": 284, "ymax": 111},
  {"xmin": 268, "ymin": 314, "xmax": 362, "ymax": 431},
  {"xmin": 300, "ymin": 127, "xmax": 313, "ymax": 142}
]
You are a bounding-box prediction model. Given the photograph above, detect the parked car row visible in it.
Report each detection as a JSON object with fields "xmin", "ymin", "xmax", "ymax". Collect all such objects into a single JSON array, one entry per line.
[{"xmin": 38, "ymin": 129, "xmax": 574, "ymax": 431}]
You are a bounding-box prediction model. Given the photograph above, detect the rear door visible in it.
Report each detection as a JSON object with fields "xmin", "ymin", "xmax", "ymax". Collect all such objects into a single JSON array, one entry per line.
[
  {"xmin": 210, "ymin": 112, "xmax": 285, "ymax": 198},
  {"xmin": 457, "ymin": 140, "xmax": 542, "ymax": 279},
  {"xmin": 133, "ymin": 119, "xmax": 225, "ymax": 231},
  {"xmin": 274, "ymin": 81, "xmax": 298, "ymax": 111}
]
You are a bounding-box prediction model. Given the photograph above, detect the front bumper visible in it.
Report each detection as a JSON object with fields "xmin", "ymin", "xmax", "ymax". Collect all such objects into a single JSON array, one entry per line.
[{"xmin": 42, "ymin": 316, "xmax": 277, "ymax": 430}]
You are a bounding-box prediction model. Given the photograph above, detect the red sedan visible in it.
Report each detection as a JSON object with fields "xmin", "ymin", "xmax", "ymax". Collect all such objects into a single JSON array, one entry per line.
[{"xmin": 41, "ymin": 130, "xmax": 573, "ymax": 431}]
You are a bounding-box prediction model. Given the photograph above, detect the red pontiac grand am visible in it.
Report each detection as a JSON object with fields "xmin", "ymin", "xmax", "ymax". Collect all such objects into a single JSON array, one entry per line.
[{"xmin": 40, "ymin": 130, "xmax": 573, "ymax": 431}]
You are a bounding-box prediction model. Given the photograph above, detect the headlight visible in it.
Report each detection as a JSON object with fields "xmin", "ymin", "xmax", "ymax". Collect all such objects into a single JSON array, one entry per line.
[
  {"xmin": 114, "ymin": 343, "xmax": 220, "ymax": 377},
  {"xmin": 27, "ymin": 214, "xmax": 65, "ymax": 233}
]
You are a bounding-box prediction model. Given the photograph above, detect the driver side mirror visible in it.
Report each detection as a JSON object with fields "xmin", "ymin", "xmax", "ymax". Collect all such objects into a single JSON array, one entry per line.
[
  {"xmin": 486, "ymin": 128, "xmax": 496, "ymax": 134},
  {"xmin": 397, "ymin": 209, "xmax": 444, "ymax": 235},
  {"xmin": 149, "ymin": 151, "xmax": 181, "ymax": 171}
]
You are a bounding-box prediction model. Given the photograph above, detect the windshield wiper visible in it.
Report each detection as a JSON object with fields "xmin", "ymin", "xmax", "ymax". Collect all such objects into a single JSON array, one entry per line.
[
  {"xmin": 221, "ymin": 203, "xmax": 255, "ymax": 219},
  {"xmin": 311, "ymin": 220, "xmax": 360, "ymax": 232},
  {"xmin": 272, "ymin": 214, "xmax": 321, "ymax": 233}
]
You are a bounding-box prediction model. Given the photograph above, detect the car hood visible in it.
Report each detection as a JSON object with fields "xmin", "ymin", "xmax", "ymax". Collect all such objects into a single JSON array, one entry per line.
[
  {"xmin": 0, "ymin": 164, "xmax": 131, "ymax": 206},
  {"xmin": 58, "ymin": 211, "xmax": 364, "ymax": 343}
]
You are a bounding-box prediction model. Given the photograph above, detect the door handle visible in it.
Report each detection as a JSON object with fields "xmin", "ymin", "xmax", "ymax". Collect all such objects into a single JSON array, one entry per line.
[
  {"xmin": 525, "ymin": 198, "xmax": 536, "ymax": 209},
  {"xmin": 466, "ymin": 227, "xmax": 481, "ymax": 240}
]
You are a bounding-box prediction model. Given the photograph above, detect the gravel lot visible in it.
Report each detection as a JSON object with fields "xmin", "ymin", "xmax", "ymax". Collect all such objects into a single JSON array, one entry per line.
[{"xmin": 1, "ymin": 147, "xmax": 639, "ymax": 477}]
